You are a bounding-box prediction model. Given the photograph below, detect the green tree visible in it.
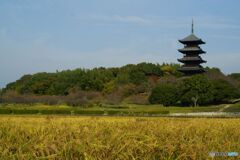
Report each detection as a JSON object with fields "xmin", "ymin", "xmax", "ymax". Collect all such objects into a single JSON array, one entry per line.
[
  {"xmin": 103, "ymin": 81, "xmax": 116, "ymax": 94},
  {"xmin": 180, "ymin": 75, "xmax": 214, "ymax": 106},
  {"xmin": 161, "ymin": 63, "xmax": 182, "ymax": 76},
  {"xmin": 211, "ymin": 79, "xmax": 240, "ymax": 103},
  {"xmin": 149, "ymin": 83, "xmax": 179, "ymax": 106},
  {"xmin": 229, "ymin": 73, "xmax": 240, "ymax": 80},
  {"xmin": 129, "ymin": 69, "xmax": 147, "ymax": 85},
  {"xmin": 0, "ymin": 88, "xmax": 2, "ymax": 103},
  {"xmin": 136, "ymin": 62, "xmax": 162, "ymax": 76}
]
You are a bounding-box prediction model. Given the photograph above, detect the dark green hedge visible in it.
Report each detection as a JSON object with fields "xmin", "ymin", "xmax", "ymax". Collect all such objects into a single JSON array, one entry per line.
[
  {"xmin": 12, "ymin": 109, "xmax": 39, "ymax": 114},
  {"xmin": 39, "ymin": 110, "xmax": 71, "ymax": 115},
  {"xmin": 74, "ymin": 110, "xmax": 105, "ymax": 115},
  {"xmin": 0, "ymin": 109, "xmax": 12, "ymax": 114},
  {"xmin": 0, "ymin": 109, "xmax": 169, "ymax": 115},
  {"xmin": 104, "ymin": 110, "xmax": 170, "ymax": 115}
]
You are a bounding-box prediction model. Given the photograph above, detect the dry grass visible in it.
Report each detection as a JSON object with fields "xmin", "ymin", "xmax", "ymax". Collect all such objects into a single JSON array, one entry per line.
[{"xmin": 0, "ymin": 116, "xmax": 239, "ymax": 159}]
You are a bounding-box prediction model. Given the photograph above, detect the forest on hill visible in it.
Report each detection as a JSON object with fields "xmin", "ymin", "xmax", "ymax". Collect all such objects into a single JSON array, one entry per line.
[{"xmin": 0, "ymin": 62, "xmax": 240, "ymax": 106}]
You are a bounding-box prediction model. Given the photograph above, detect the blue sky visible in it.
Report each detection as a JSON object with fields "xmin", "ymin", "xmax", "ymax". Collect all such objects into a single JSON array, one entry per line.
[{"xmin": 0, "ymin": 0, "xmax": 240, "ymax": 88}]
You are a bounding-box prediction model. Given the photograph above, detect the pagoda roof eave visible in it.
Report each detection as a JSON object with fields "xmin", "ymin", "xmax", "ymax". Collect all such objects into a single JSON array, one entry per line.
[
  {"xmin": 178, "ymin": 49, "xmax": 206, "ymax": 54},
  {"xmin": 178, "ymin": 34, "xmax": 205, "ymax": 44},
  {"xmin": 178, "ymin": 69, "xmax": 206, "ymax": 74},
  {"xmin": 177, "ymin": 59, "xmax": 207, "ymax": 64},
  {"xmin": 179, "ymin": 39, "xmax": 205, "ymax": 44},
  {"xmin": 178, "ymin": 67, "xmax": 205, "ymax": 72}
]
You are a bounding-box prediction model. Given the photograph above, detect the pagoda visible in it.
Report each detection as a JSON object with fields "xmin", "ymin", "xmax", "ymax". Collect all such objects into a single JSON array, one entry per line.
[{"xmin": 177, "ymin": 21, "xmax": 206, "ymax": 75}]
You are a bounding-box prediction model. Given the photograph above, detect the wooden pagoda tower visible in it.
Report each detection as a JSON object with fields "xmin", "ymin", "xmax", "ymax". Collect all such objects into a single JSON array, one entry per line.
[{"xmin": 177, "ymin": 21, "xmax": 206, "ymax": 75}]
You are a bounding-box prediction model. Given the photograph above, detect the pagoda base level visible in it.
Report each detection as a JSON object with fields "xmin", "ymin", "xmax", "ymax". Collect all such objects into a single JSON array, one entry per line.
[{"xmin": 178, "ymin": 69, "xmax": 205, "ymax": 75}]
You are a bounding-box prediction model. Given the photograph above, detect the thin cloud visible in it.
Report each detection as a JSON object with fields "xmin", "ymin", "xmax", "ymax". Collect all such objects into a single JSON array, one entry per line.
[
  {"xmin": 208, "ymin": 35, "xmax": 240, "ymax": 40},
  {"xmin": 112, "ymin": 15, "xmax": 150, "ymax": 24},
  {"xmin": 150, "ymin": 16, "xmax": 240, "ymax": 29},
  {"xmin": 76, "ymin": 15, "xmax": 240, "ymax": 29},
  {"xmin": 197, "ymin": 17, "xmax": 240, "ymax": 29},
  {"xmin": 76, "ymin": 14, "xmax": 151, "ymax": 25},
  {"xmin": 36, "ymin": 46, "xmax": 174, "ymax": 70}
]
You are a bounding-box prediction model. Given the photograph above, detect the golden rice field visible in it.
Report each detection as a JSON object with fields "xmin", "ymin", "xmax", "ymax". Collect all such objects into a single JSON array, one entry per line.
[{"xmin": 0, "ymin": 116, "xmax": 240, "ymax": 160}]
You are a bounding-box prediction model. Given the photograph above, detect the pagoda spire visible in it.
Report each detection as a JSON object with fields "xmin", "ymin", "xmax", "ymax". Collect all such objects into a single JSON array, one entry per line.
[
  {"xmin": 191, "ymin": 19, "xmax": 194, "ymax": 34},
  {"xmin": 177, "ymin": 21, "xmax": 207, "ymax": 75}
]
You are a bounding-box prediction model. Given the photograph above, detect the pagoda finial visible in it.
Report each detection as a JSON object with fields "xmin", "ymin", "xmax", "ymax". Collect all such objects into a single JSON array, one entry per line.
[{"xmin": 191, "ymin": 19, "xmax": 194, "ymax": 34}]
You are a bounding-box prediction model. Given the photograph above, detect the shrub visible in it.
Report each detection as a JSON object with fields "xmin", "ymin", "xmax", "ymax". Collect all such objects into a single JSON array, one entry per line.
[
  {"xmin": 146, "ymin": 110, "xmax": 170, "ymax": 115},
  {"xmin": 40, "ymin": 110, "xmax": 71, "ymax": 115},
  {"xmin": 65, "ymin": 91, "xmax": 103, "ymax": 107},
  {"xmin": 0, "ymin": 109, "xmax": 12, "ymax": 114},
  {"xmin": 105, "ymin": 110, "xmax": 122, "ymax": 115},
  {"xmin": 123, "ymin": 93, "xmax": 149, "ymax": 105},
  {"xmin": 74, "ymin": 110, "xmax": 104, "ymax": 115},
  {"xmin": 149, "ymin": 83, "xmax": 179, "ymax": 106},
  {"xmin": 229, "ymin": 73, "xmax": 240, "ymax": 81},
  {"xmin": 12, "ymin": 109, "xmax": 39, "ymax": 114}
]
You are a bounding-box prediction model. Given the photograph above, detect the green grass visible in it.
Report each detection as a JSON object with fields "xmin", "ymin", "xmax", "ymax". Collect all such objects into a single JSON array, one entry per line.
[
  {"xmin": 0, "ymin": 103, "xmax": 226, "ymax": 115},
  {"xmin": 224, "ymin": 103, "xmax": 240, "ymax": 112},
  {"xmin": 119, "ymin": 104, "xmax": 223, "ymax": 113}
]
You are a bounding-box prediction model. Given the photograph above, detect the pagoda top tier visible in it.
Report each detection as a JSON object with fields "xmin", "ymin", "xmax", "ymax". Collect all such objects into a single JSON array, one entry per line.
[
  {"xmin": 179, "ymin": 20, "xmax": 205, "ymax": 45},
  {"xmin": 179, "ymin": 34, "xmax": 205, "ymax": 45}
]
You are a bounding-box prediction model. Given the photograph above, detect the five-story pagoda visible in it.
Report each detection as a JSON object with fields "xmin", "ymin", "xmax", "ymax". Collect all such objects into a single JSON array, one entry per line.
[{"xmin": 178, "ymin": 21, "xmax": 206, "ymax": 75}]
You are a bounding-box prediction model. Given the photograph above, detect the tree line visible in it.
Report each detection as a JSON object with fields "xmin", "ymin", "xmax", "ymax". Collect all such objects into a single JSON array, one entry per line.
[
  {"xmin": 149, "ymin": 74, "xmax": 240, "ymax": 106},
  {"xmin": 1, "ymin": 63, "xmax": 240, "ymax": 106}
]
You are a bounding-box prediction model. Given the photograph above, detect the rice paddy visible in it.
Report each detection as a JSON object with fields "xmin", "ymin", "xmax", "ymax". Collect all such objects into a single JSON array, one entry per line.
[{"xmin": 0, "ymin": 116, "xmax": 239, "ymax": 159}]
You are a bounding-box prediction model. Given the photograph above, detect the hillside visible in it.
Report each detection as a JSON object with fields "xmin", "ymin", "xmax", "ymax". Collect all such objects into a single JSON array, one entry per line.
[{"xmin": 1, "ymin": 63, "xmax": 240, "ymax": 106}]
